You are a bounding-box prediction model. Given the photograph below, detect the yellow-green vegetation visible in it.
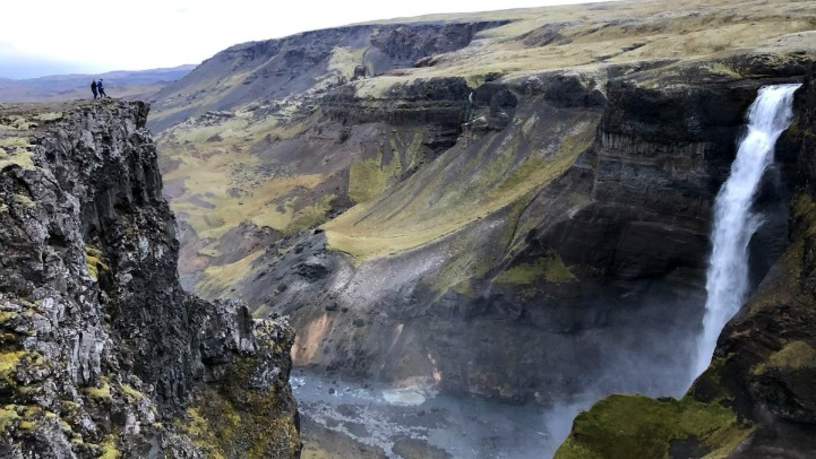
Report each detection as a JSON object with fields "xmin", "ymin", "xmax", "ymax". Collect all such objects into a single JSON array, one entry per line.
[
  {"xmin": 356, "ymin": 0, "xmax": 816, "ymax": 86},
  {"xmin": 0, "ymin": 351, "xmax": 25, "ymax": 387},
  {"xmin": 288, "ymin": 194, "xmax": 336, "ymax": 231},
  {"xmin": 183, "ymin": 407, "xmax": 227, "ymax": 459},
  {"xmin": 353, "ymin": 76, "xmax": 416, "ymax": 99},
  {"xmin": 754, "ymin": 341, "xmax": 816, "ymax": 375},
  {"xmin": 495, "ymin": 253, "xmax": 575, "ymax": 285},
  {"xmin": 328, "ymin": 47, "xmax": 366, "ymax": 80},
  {"xmin": 84, "ymin": 379, "xmax": 112, "ymax": 401},
  {"xmin": 19, "ymin": 420, "xmax": 35, "ymax": 431},
  {"xmin": 32, "ymin": 112, "xmax": 63, "ymax": 122},
  {"xmin": 0, "ymin": 405, "xmax": 20, "ymax": 432},
  {"xmin": 746, "ymin": 193, "xmax": 816, "ymax": 316},
  {"xmin": 0, "ymin": 137, "xmax": 34, "ymax": 171},
  {"xmin": 99, "ymin": 435, "xmax": 121, "ymax": 459},
  {"xmin": 325, "ymin": 116, "xmax": 598, "ymax": 261},
  {"xmin": 1, "ymin": 115, "xmax": 36, "ymax": 131},
  {"xmin": 13, "ymin": 193, "xmax": 35, "ymax": 208},
  {"xmin": 178, "ymin": 357, "xmax": 300, "ymax": 458},
  {"xmin": 161, "ymin": 138, "xmax": 327, "ymax": 240},
  {"xmin": 0, "ymin": 311, "xmax": 17, "ymax": 326},
  {"xmin": 767, "ymin": 341, "xmax": 816, "ymax": 370},
  {"xmin": 431, "ymin": 246, "xmax": 495, "ymax": 297},
  {"xmin": 347, "ymin": 130, "xmax": 427, "ymax": 205},
  {"xmin": 120, "ymin": 384, "xmax": 145, "ymax": 401},
  {"xmin": 555, "ymin": 395, "xmax": 753, "ymax": 459},
  {"xmin": 85, "ymin": 245, "xmax": 109, "ymax": 281},
  {"xmin": 197, "ymin": 250, "xmax": 264, "ymax": 298},
  {"xmin": 427, "ymin": 193, "xmax": 549, "ymax": 296},
  {"xmin": 348, "ymin": 154, "xmax": 402, "ymax": 204}
]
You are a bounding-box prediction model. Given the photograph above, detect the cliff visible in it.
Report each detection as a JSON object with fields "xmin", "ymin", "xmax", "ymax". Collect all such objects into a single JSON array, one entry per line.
[
  {"xmin": 143, "ymin": 0, "xmax": 816, "ymax": 454},
  {"xmin": 555, "ymin": 69, "xmax": 816, "ymax": 459},
  {"xmin": 0, "ymin": 100, "xmax": 299, "ymax": 457},
  {"xmin": 147, "ymin": 0, "xmax": 816, "ymax": 407}
]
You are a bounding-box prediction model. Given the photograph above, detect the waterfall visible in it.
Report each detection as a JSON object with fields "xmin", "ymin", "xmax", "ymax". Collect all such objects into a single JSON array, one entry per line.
[{"xmin": 693, "ymin": 83, "xmax": 801, "ymax": 378}]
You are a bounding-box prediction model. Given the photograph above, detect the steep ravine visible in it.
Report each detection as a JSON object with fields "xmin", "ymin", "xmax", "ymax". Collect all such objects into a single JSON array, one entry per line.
[
  {"xmin": 0, "ymin": 101, "xmax": 299, "ymax": 457},
  {"xmin": 144, "ymin": 1, "xmax": 816, "ymax": 456},
  {"xmin": 216, "ymin": 53, "xmax": 813, "ymax": 407}
]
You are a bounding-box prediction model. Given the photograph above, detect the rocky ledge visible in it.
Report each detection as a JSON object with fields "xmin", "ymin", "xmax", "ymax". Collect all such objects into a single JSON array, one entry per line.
[{"xmin": 0, "ymin": 100, "xmax": 299, "ymax": 457}]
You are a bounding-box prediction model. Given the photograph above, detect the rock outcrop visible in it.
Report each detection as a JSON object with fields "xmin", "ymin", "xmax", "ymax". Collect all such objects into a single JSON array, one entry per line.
[
  {"xmin": 555, "ymin": 70, "xmax": 816, "ymax": 458},
  {"xmin": 0, "ymin": 100, "xmax": 299, "ymax": 457}
]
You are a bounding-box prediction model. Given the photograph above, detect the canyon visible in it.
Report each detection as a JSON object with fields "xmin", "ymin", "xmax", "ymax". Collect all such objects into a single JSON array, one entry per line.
[{"xmin": 1, "ymin": 0, "xmax": 816, "ymax": 457}]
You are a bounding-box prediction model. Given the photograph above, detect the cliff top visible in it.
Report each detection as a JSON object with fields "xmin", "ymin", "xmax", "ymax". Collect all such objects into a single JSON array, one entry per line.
[
  {"xmin": 0, "ymin": 97, "xmax": 300, "ymax": 457},
  {"xmin": 0, "ymin": 100, "xmax": 146, "ymax": 171}
]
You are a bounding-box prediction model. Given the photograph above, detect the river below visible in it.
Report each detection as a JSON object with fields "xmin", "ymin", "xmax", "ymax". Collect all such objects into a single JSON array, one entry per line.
[{"xmin": 293, "ymin": 368, "xmax": 593, "ymax": 459}]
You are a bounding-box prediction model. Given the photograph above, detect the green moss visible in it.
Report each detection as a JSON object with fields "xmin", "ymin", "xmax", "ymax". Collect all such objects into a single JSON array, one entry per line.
[
  {"xmin": 495, "ymin": 253, "xmax": 576, "ymax": 285},
  {"xmin": 13, "ymin": 194, "xmax": 35, "ymax": 208},
  {"xmin": 84, "ymin": 380, "xmax": 112, "ymax": 401},
  {"xmin": 0, "ymin": 351, "xmax": 25, "ymax": 386},
  {"xmin": 348, "ymin": 151, "xmax": 402, "ymax": 204},
  {"xmin": 99, "ymin": 435, "xmax": 121, "ymax": 459},
  {"xmin": 182, "ymin": 406, "xmax": 229, "ymax": 459},
  {"xmin": 179, "ymin": 356, "xmax": 299, "ymax": 458},
  {"xmin": 555, "ymin": 395, "xmax": 752, "ymax": 459},
  {"xmin": 32, "ymin": 112, "xmax": 63, "ymax": 122},
  {"xmin": 19, "ymin": 420, "xmax": 35, "ymax": 431},
  {"xmin": 690, "ymin": 356, "xmax": 733, "ymax": 404},
  {"xmin": 0, "ymin": 140, "xmax": 34, "ymax": 171},
  {"xmin": 0, "ymin": 311, "xmax": 17, "ymax": 325},
  {"xmin": 120, "ymin": 384, "xmax": 145, "ymax": 401},
  {"xmin": 0, "ymin": 405, "xmax": 20, "ymax": 432},
  {"xmin": 286, "ymin": 194, "xmax": 335, "ymax": 234},
  {"xmin": 759, "ymin": 341, "xmax": 816, "ymax": 373},
  {"xmin": 84, "ymin": 245, "xmax": 109, "ymax": 281}
]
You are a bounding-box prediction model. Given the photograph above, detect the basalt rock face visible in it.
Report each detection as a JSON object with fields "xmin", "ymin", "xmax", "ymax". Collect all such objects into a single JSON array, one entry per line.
[
  {"xmin": 211, "ymin": 55, "xmax": 810, "ymax": 407},
  {"xmin": 0, "ymin": 100, "xmax": 299, "ymax": 457},
  {"xmin": 555, "ymin": 72, "xmax": 816, "ymax": 458}
]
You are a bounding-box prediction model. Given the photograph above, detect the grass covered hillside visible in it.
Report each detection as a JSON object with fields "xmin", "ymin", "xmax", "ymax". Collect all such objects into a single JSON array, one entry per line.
[
  {"xmin": 148, "ymin": 0, "xmax": 816, "ymax": 455},
  {"xmin": 152, "ymin": 0, "xmax": 816, "ymax": 295}
]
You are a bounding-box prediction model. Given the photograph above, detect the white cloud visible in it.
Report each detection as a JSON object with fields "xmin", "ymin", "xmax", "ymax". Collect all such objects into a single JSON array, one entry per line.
[{"xmin": 1, "ymin": 0, "xmax": 608, "ymax": 77}]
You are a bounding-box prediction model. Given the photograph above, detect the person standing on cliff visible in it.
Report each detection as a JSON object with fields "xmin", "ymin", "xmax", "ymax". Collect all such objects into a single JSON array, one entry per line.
[
  {"xmin": 97, "ymin": 79, "xmax": 107, "ymax": 98},
  {"xmin": 90, "ymin": 80, "xmax": 98, "ymax": 99}
]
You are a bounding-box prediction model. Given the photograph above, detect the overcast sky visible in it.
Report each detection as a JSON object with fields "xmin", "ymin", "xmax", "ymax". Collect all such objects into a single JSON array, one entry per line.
[{"xmin": 0, "ymin": 0, "xmax": 608, "ymax": 79}]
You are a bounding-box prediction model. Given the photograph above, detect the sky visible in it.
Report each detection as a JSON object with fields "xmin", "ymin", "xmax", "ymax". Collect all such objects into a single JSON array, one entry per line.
[{"xmin": 0, "ymin": 0, "xmax": 607, "ymax": 79}]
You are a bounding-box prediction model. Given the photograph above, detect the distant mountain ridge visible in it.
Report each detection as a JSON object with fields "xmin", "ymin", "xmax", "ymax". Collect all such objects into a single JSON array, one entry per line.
[{"xmin": 0, "ymin": 64, "xmax": 196, "ymax": 103}]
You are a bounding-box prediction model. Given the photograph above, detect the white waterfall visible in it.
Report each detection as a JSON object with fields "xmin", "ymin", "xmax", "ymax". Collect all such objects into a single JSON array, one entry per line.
[{"xmin": 693, "ymin": 83, "xmax": 801, "ymax": 378}]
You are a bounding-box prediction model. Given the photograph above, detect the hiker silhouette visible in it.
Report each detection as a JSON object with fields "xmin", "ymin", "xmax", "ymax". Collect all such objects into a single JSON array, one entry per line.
[
  {"xmin": 97, "ymin": 79, "xmax": 107, "ymax": 98},
  {"xmin": 91, "ymin": 80, "xmax": 98, "ymax": 99}
]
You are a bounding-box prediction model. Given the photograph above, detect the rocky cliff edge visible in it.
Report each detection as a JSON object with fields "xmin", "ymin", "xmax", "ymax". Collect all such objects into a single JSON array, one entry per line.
[{"xmin": 0, "ymin": 100, "xmax": 299, "ymax": 458}]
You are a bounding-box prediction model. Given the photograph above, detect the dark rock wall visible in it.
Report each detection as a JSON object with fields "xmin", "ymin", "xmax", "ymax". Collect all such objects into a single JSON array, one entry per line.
[
  {"xmin": 0, "ymin": 100, "xmax": 299, "ymax": 458},
  {"xmin": 555, "ymin": 69, "xmax": 816, "ymax": 458},
  {"xmin": 225, "ymin": 55, "xmax": 813, "ymax": 409}
]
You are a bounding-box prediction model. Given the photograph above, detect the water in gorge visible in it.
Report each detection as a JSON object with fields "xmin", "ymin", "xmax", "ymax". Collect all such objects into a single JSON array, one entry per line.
[
  {"xmin": 296, "ymin": 84, "xmax": 803, "ymax": 459},
  {"xmin": 693, "ymin": 83, "xmax": 802, "ymax": 378},
  {"xmin": 293, "ymin": 368, "xmax": 595, "ymax": 458}
]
